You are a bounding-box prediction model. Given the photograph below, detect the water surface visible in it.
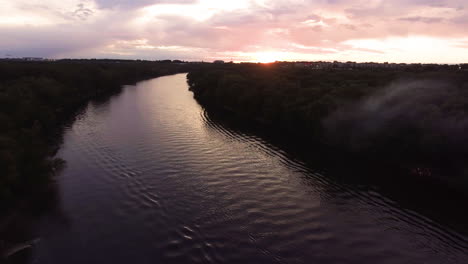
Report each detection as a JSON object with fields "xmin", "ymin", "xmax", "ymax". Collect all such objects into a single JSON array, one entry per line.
[{"xmin": 31, "ymin": 74, "xmax": 467, "ymax": 263}]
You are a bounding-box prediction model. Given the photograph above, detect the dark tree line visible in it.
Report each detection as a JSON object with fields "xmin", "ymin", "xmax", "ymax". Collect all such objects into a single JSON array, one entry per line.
[
  {"xmin": 188, "ymin": 63, "xmax": 468, "ymax": 191},
  {"xmin": 0, "ymin": 60, "xmax": 190, "ymax": 206}
]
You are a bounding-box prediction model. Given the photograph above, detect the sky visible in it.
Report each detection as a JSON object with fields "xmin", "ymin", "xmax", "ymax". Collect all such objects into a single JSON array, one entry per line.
[{"xmin": 1, "ymin": 0, "xmax": 468, "ymax": 63}]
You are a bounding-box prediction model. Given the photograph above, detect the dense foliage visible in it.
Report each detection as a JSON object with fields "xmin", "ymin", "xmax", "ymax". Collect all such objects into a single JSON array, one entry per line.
[
  {"xmin": 0, "ymin": 60, "xmax": 188, "ymax": 204},
  {"xmin": 188, "ymin": 63, "xmax": 468, "ymax": 189}
]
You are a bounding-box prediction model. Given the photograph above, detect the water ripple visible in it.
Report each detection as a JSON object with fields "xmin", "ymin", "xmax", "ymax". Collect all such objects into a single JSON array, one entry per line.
[{"xmin": 31, "ymin": 74, "xmax": 468, "ymax": 264}]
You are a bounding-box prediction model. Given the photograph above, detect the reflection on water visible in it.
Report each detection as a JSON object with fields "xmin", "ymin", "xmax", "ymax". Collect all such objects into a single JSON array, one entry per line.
[{"xmin": 29, "ymin": 74, "xmax": 467, "ymax": 263}]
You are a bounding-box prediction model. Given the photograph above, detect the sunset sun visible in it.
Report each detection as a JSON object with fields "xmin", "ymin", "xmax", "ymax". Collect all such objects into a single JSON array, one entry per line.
[{"xmin": 254, "ymin": 52, "xmax": 282, "ymax": 63}]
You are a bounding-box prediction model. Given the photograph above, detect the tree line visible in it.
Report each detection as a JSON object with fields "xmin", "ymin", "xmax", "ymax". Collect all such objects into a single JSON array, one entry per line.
[
  {"xmin": 0, "ymin": 60, "xmax": 190, "ymax": 206},
  {"xmin": 187, "ymin": 63, "xmax": 468, "ymax": 191}
]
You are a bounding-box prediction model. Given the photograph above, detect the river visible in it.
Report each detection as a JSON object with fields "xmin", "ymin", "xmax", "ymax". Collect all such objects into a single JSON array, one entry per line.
[{"xmin": 28, "ymin": 74, "xmax": 467, "ymax": 263}]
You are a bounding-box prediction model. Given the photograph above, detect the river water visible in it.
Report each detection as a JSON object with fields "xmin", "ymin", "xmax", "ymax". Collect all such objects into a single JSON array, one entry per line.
[{"xmin": 29, "ymin": 74, "xmax": 467, "ymax": 263}]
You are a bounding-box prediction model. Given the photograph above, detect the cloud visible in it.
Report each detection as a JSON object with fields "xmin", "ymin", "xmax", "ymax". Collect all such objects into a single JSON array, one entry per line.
[
  {"xmin": 398, "ymin": 16, "xmax": 444, "ymax": 23},
  {"xmin": 94, "ymin": 0, "xmax": 196, "ymax": 9},
  {"xmin": 1, "ymin": 0, "xmax": 468, "ymax": 62},
  {"xmin": 0, "ymin": 25, "xmax": 107, "ymax": 57},
  {"xmin": 71, "ymin": 3, "xmax": 95, "ymax": 20}
]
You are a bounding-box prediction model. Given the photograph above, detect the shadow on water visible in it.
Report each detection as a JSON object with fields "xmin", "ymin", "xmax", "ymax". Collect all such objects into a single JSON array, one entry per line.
[
  {"xmin": 0, "ymin": 179, "xmax": 62, "ymax": 264},
  {"xmin": 197, "ymin": 101, "xmax": 468, "ymax": 238}
]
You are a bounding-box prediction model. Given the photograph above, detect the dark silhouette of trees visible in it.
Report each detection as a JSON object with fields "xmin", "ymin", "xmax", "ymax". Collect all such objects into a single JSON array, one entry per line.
[
  {"xmin": 188, "ymin": 63, "xmax": 468, "ymax": 191},
  {"xmin": 0, "ymin": 60, "xmax": 188, "ymax": 205}
]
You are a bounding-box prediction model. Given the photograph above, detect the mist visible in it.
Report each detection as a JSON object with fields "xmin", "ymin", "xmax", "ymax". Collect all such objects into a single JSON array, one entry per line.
[{"xmin": 324, "ymin": 78, "xmax": 468, "ymax": 155}]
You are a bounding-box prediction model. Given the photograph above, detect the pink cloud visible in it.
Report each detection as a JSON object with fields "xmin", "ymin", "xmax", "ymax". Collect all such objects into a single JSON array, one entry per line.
[{"xmin": 1, "ymin": 0, "xmax": 468, "ymax": 62}]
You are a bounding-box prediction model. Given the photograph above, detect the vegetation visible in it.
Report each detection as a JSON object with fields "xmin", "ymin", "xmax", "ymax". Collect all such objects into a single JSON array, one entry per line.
[
  {"xmin": 2, "ymin": 60, "xmax": 467, "ymax": 204},
  {"xmin": 188, "ymin": 63, "xmax": 468, "ymax": 190},
  {"xmin": 0, "ymin": 60, "xmax": 189, "ymax": 206}
]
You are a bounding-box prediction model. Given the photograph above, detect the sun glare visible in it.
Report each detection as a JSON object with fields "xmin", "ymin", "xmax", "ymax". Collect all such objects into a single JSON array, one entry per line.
[{"xmin": 254, "ymin": 52, "xmax": 282, "ymax": 63}]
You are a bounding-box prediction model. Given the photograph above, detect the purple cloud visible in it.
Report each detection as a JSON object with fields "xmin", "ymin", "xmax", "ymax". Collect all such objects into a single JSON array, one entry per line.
[
  {"xmin": 94, "ymin": 0, "xmax": 196, "ymax": 9},
  {"xmin": 1, "ymin": 0, "xmax": 468, "ymax": 62}
]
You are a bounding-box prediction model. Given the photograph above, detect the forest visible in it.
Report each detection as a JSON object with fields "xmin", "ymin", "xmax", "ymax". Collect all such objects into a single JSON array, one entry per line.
[
  {"xmin": 187, "ymin": 63, "xmax": 468, "ymax": 191},
  {"xmin": 2, "ymin": 60, "xmax": 467, "ymax": 207},
  {"xmin": 0, "ymin": 60, "xmax": 190, "ymax": 207}
]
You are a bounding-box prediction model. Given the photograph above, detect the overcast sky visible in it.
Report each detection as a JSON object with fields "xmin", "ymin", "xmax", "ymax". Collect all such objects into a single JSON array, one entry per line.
[{"xmin": 1, "ymin": 0, "xmax": 468, "ymax": 63}]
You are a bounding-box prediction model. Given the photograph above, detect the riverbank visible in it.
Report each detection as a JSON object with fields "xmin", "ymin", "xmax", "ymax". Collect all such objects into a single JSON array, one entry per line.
[
  {"xmin": 187, "ymin": 64, "xmax": 468, "ymax": 192},
  {"xmin": 0, "ymin": 60, "xmax": 192, "ymax": 206},
  {"xmin": 0, "ymin": 61, "xmax": 193, "ymax": 261},
  {"xmin": 25, "ymin": 73, "xmax": 467, "ymax": 263}
]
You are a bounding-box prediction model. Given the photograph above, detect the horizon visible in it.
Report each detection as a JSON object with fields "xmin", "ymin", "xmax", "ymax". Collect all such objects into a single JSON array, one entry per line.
[
  {"xmin": 2, "ymin": 57, "xmax": 467, "ymax": 65},
  {"xmin": 1, "ymin": 0, "xmax": 468, "ymax": 63}
]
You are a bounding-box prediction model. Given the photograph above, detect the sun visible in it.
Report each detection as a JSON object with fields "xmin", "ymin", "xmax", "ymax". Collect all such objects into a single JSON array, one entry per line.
[{"xmin": 254, "ymin": 52, "xmax": 281, "ymax": 63}]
